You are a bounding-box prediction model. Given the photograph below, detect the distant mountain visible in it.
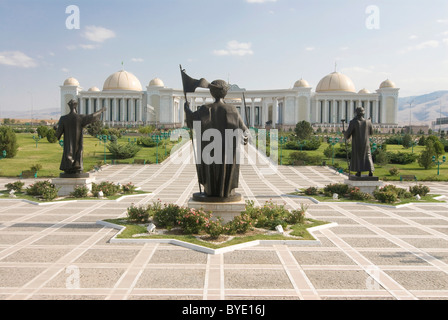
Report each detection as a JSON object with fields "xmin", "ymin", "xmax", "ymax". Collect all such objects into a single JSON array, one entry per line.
[
  {"xmin": 1, "ymin": 108, "xmax": 60, "ymax": 121},
  {"xmin": 398, "ymin": 90, "xmax": 448, "ymax": 126}
]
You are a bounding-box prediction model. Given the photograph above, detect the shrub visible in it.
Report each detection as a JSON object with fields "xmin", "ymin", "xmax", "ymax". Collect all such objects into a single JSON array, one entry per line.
[
  {"xmin": 127, "ymin": 204, "xmax": 152, "ymax": 223},
  {"xmin": 25, "ymin": 180, "xmax": 59, "ymax": 201},
  {"xmin": 122, "ymin": 182, "xmax": 137, "ymax": 194},
  {"xmin": 70, "ymin": 185, "xmax": 89, "ymax": 198},
  {"xmin": 107, "ymin": 142, "xmax": 142, "ymax": 159},
  {"xmin": 137, "ymin": 137, "xmax": 157, "ymax": 148},
  {"xmin": 36, "ymin": 125, "xmax": 49, "ymax": 139},
  {"xmin": 226, "ymin": 213, "xmax": 255, "ymax": 235},
  {"xmin": 30, "ymin": 163, "xmax": 42, "ymax": 173},
  {"xmin": 204, "ymin": 218, "xmax": 225, "ymax": 238},
  {"xmin": 177, "ymin": 208, "xmax": 211, "ymax": 234},
  {"xmin": 46, "ymin": 129, "xmax": 58, "ymax": 143},
  {"xmin": 0, "ymin": 126, "xmax": 18, "ymax": 158},
  {"xmin": 5, "ymin": 181, "xmax": 24, "ymax": 192},
  {"xmin": 389, "ymin": 167, "xmax": 399, "ymax": 176},
  {"xmin": 373, "ymin": 190, "xmax": 398, "ymax": 203},
  {"xmin": 323, "ymin": 183, "xmax": 349, "ymax": 197},
  {"xmin": 91, "ymin": 181, "xmax": 121, "ymax": 197},
  {"xmin": 409, "ymin": 184, "xmax": 430, "ymax": 197},
  {"xmin": 373, "ymin": 149, "xmax": 390, "ymax": 166},
  {"xmin": 348, "ymin": 187, "xmax": 373, "ymax": 201},
  {"xmin": 304, "ymin": 186, "xmax": 319, "ymax": 195},
  {"xmin": 154, "ymin": 203, "xmax": 183, "ymax": 230},
  {"xmin": 388, "ymin": 152, "xmax": 418, "ymax": 165},
  {"xmin": 288, "ymin": 204, "xmax": 308, "ymax": 225}
]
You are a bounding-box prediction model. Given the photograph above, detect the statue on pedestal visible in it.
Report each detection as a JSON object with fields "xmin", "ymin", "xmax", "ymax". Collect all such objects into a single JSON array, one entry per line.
[
  {"xmin": 55, "ymin": 99, "xmax": 106, "ymax": 177},
  {"xmin": 181, "ymin": 67, "xmax": 248, "ymax": 201},
  {"xmin": 343, "ymin": 106, "xmax": 375, "ymax": 178}
]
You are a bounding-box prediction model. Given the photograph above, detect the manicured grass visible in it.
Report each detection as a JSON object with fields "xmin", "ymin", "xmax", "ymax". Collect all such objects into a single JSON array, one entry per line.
[
  {"xmin": 0, "ymin": 189, "xmax": 151, "ymax": 203},
  {"xmin": 104, "ymin": 218, "xmax": 330, "ymax": 250},
  {"xmin": 290, "ymin": 191, "xmax": 444, "ymax": 206},
  {"xmin": 0, "ymin": 133, "xmax": 179, "ymax": 178},
  {"xmin": 280, "ymin": 141, "xmax": 448, "ymax": 181}
]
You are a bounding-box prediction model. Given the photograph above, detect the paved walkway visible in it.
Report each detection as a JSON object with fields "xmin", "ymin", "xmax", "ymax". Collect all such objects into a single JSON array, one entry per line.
[{"xmin": 1, "ymin": 142, "xmax": 448, "ymax": 300}]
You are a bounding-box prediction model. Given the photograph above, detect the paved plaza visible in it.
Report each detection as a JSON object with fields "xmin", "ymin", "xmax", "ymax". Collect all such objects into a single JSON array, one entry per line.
[{"xmin": 1, "ymin": 143, "xmax": 448, "ymax": 300}]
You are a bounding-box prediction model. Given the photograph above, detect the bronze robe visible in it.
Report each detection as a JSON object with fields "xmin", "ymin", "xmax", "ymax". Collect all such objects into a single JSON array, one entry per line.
[
  {"xmin": 344, "ymin": 117, "xmax": 374, "ymax": 173},
  {"xmin": 186, "ymin": 101, "xmax": 248, "ymax": 198},
  {"xmin": 55, "ymin": 111, "xmax": 101, "ymax": 174}
]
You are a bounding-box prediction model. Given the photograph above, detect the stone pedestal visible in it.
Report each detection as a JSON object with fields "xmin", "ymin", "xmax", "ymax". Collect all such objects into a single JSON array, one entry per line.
[
  {"xmin": 345, "ymin": 176, "xmax": 383, "ymax": 195},
  {"xmin": 188, "ymin": 196, "xmax": 246, "ymax": 223},
  {"xmin": 51, "ymin": 175, "xmax": 95, "ymax": 197}
]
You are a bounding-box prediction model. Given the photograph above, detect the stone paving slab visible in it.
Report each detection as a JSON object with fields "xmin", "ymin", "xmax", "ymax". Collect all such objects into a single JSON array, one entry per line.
[{"xmin": 0, "ymin": 142, "xmax": 448, "ymax": 300}]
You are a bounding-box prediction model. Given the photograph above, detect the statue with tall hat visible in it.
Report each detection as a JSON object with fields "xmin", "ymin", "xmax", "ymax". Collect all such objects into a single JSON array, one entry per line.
[{"xmin": 55, "ymin": 99, "xmax": 106, "ymax": 177}]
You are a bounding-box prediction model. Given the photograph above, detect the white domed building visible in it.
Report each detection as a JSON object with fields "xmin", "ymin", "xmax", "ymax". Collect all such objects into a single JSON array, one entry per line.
[{"xmin": 60, "ymin": 69, "xmax": 399, "ymax": 129}]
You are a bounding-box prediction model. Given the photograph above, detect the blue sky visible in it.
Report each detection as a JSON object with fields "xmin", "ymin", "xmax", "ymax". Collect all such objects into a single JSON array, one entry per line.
[{"xmin": 1, "ymin": 0, "xmax": 448, "ymax": 116}]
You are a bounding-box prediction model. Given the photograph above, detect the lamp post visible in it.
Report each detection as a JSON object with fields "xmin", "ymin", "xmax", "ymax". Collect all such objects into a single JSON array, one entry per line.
[
  {"xmin": 297, "ymin": 140, "xmax": 305, "ymax": 151},
  {"xmin": 329, "ymin": 137, "xmax": 340, "ymax": 165},
  {"xmin": 279, "ymin": 136, "xmax": 288, "ymax": 165},
  {"xmin": 0, "ymin": 150, "xmax": 6, "ymax": 160},
  {"xmin": 411, "ymin": 140, "xmax": 418, "ymax": 153},
  {"xmin": 32, "ymin": 135, "xmax": 41, "ymax": 148},
  {"xmin": 98, "ymin": 135, "xmax": 111, "ymax": 164},
  {"xmin": 432, "ymin": 155, "xmax": 446, "ymax": 176},
  {"xmin": 59, "ymin": 140, "xmax": 64, "ymax": 148}
]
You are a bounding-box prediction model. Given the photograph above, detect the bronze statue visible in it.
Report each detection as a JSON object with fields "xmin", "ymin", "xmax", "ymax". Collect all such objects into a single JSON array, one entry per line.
[
  {"xmin": 55, "ymin": 99, "xmax": 106, "ymax": 176},
  {"xmin": 183, "ymin": 77, "xmax": 248, "ymax": 201},
  {"xmin": 343, "ymin": 106, "xmax": 374, "ymax": 177}
]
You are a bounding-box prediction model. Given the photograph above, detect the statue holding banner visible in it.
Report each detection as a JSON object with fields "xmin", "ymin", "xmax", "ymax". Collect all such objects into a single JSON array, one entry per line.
[{"xmin": 181, "ymin": 66, "xmax": 248, "ymax": 201}]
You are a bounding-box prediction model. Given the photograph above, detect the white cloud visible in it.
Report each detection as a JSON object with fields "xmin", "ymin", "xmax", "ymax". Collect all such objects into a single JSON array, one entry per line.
[
  {"xmin": 305, "ymin": 46, "xmax": 315, "ymax": 51},
  {"xmin": 0, "ymin": 51, "xmax": 38, "ymax": 68},
  {"xmin": 409, "ymin": 35, "xmax": 418, "ymax": 40},
  {"xmin": 415, "ymin": 40, "xmax": 439, "ymax": 50},
  {"xmin": 131, "ymin": 58, "xmax": 144, "ymax": 62},
  {"xmin": 437, "ymin": 19, "xmax": 448, "ymax": 24},
  {"xmin": 443, "ymin": 38, "xmax": 448, "ymax": 45},
  {"xmin": 79, "ymin": 44, "xmax": 99, "ymax": 50},
  {"xmin": 61, "ymin": 68, "xmax": 70, "ymax": 73},
  {"xmin": 213, "ymin": 40, "xmax": 254, "ymax": 56},
  {"xmin": 82, "ymin": 25, "xmax": 116, "ymax": 43}
]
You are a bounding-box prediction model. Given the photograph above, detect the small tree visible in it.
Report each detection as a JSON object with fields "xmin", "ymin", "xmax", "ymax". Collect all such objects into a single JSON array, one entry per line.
[
  {"xmin": 0, "ymin": 126, "xmax": 18, "ymax": 158},
  {"xmin": 46, "ymin": 128, "xmax": 58, "ymax": 143},
  {"xmin": 418, "ymin": 140, "xmax": 436, "ymax": 170},
  {"xmin": 294, "ymin": 121, "xmax": 313, "ymax": 141},
  {"xmin": 36, "ymin": 125, "xmax": 49, "ymax": 139},
  {"xmin": 87, "ymin": 120, "xmax": 104, "ymax": 137},
  {"xmin": 402, "ymin": 133, "xmax": 412, "ymax": 149}
]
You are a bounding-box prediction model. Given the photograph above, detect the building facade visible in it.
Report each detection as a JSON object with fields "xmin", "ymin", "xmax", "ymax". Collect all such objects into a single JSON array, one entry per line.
[{"xmin": 61, "ymin": 70, "xmax": 400, "ymax": 130}]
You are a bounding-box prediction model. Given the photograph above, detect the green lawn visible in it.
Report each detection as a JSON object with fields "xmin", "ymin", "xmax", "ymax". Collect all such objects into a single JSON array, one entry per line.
[
  {"xmin": 279, "ymin": 141, "xmax": 448, "ymax": 181},
  {"xmin": 0, "ymin": 133, "xmax": 179, "ymax": 178}
]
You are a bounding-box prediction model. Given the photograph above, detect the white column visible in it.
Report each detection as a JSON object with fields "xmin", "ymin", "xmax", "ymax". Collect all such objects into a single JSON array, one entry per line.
[
  {"xmin": 313, "ymin": 99, "xmax": 319, "ymax": 123},
  {"xmin": 373, "ymin": 100, "xmax": 378, "ymax": 123},
  {"xmin": 332, "ymin": 99, "xmax": 336, "ymax": 123},
  {"xmin": 323, "ymin": 99, "xmax": 328, "ymax": 123},
  {"xmin": 240, "ymin": 100, "xmax": 246, "ymax": 124},
  {"xmin": 251, "ymin": 98, "xmax": 256, "ymax": 127},
  {"xmin": 112, "ymin": 98, "xmax": 117, "ymax": 122},
  {"xmin": 262, "ymin": 99, "xmax": 268, "ymax": 128},
  {"xmin": 273, "ymin": 98, "xmax": 278, "ymax": 128}
]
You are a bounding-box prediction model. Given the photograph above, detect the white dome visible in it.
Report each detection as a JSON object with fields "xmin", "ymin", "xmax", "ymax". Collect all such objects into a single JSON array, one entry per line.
[
  {"xmin": 316, "ymin": 72, "xmax": 356, "ymax": 93},
  {"xmin": 294, "ymin": 79, "xmax": 310, "ymax": 88},
  {"xmin": 358, "ymin": 88, "xmax": 371, "ymax": 94},
  {"xmin": 88, "ymin": 86, "xmax": 100, "ymax": 92},
  {"xmin": 63, "ymin": 77, "xmax": 79, "ymax": 86},
  {"xmin": 149, "ymin": 78, "xmax": 164, "ymax": 87},
  {"xmin": 380, "ymin": 79, "xmax": 396, "ymax": 89},
  {"xmin": 103, "ymin": 70, "xmax": 142, "ymax": 91}
]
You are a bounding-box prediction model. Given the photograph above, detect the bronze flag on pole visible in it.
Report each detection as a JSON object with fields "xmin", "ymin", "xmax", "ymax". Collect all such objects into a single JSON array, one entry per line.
[{"xmin": 180, "ymin": 65, "xmax": 210, "ymax": 94}]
